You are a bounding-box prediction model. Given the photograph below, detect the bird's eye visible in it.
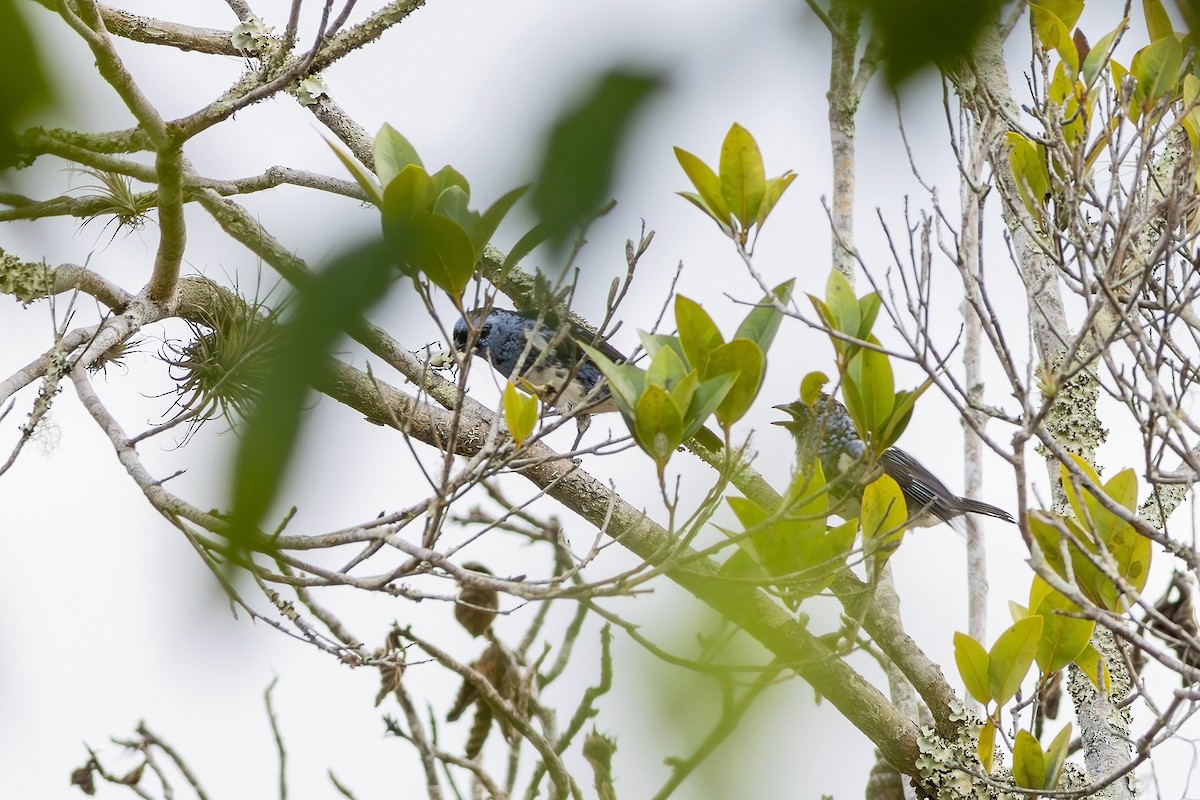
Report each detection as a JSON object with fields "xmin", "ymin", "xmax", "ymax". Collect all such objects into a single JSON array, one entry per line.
[{"xmin": 479, "ymin": 324, "xmax": 491, "ymax": 339}]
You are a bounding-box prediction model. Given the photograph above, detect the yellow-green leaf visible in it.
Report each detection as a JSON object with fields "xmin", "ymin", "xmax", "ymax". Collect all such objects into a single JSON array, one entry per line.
[
  {"xmin": 988, "ymin": 616, "xmax": 1044, "ymax": 706},
  {"xmin": 675, "ymin": 147, "xmax": 731, "ymax": 227},
  {"xmin": 823, "ymin": 270, "xmax": 860, "ymax": 337},
  {"xmin": 734, "ymin": 280, "xmax": 793, "ymax": 353},
  {"xmin": 954, "ymin": 631, "xmax": 992, "ymax": 705},
  {"xmin": 755, "ymin": 171, "xmax": 796, "ymax": 229},
  {"xmin": 1074, "ymin": 644, "xmax": 1110, "ymax": 694},
  {"xmin": 676, "ymin": 295, "xmax": 724, "ymax": 371},
  {"xmin": 977, "ymin": 718, "xmax": 996, "ymax": 773},
  {"xmin": 634, "ymin": 384, "xmax": 683, "ymax": 464},
  {"xmin": 1143, "ymin": 0, "xmax": 1173, "ymax": 42},
  {"xmin": 1029, "ymin": 4, "xmax": 1079, "ymax": 74},
  {"xmin": 1131, "ymin": 36, "xmax": 1183, "ymax": 109},
  {"xmin": 325, "ymin": 137, "xmax": 383, "ymax": 206},
  {"xmin": 800, "ymin": 372, "xmax": 829, "ymax": 405},
  {"xmin": 1033, "ymin": 587, "xmax": 1094, "ymax": 673},
  {"xmin": 1013, "ymin": 729, "xmax": 1047, "ymax": 789},
  {"xmin": 374, "ymin": 123, "xmax": 424, "ymax": 187},
  {"xmin": 382, "ymin": 164, "xmax": 436, "ymax": 223},
  {"xmin": 844, "ymin": 344, "xmax": 894, "ymax": 440},
  {"xmin": 1081, "ymin": 19, "xmax": 1128, "ymax": 89},
  {"xmin": 719, "ymin": 123, "xmax": 766, "ymax": 228},
  {"xmin": 1036, "ymin": 0, "xmax": 1083, "ymax": 30},
  {"xmin": 705, "ymin": 339, "xmax": 764, "ymax": 428},
  {"xmin": 645, "ymin": 342, "xmax": 689, "ymax": 392},
  {"xmin": 1044, "ymin": 723, "xmax": 1072, "ymax": 788},
  {"xmin": 503, "ymin": 381, "xmax": 539, "ymax": 445},
  {"xmin": 1006, "ymin": 132, "xmax": 1051, "ymax": 220}
]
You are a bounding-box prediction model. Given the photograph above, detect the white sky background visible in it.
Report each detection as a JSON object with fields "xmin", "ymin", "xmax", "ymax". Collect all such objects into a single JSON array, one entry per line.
[{"xmin": 1, "ymin": 1, "xmax": 1195, "ymax": 799}]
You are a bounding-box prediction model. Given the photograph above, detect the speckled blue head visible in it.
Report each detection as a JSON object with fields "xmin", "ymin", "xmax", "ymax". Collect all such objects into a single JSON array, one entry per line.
[
  {"xmin": 452, "ymin": 308, "xmax": 616, "ymax": 414},
  {"xmin": 773, "ymin": 393, "xmax": 865, "ymax": 480}
]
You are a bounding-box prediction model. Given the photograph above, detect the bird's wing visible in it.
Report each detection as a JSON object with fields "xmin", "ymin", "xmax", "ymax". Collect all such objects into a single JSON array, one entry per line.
[
  {"xmin": 520, "ymin": 309, "xmax": 628, "ymax": 365},
  {"xmin": 880, "ymin": 448, "xmax": 956, "ymax": 520}
]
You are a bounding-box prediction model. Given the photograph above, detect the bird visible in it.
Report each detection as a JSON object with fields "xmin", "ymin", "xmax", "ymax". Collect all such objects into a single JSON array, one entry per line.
[
  {"xmin": 774, "ymin": 393, "xmax": 1014, "ymax": 528},
  {"xmin": 451, "ymin": 307, "xmax": 623, "ymax": 442}
]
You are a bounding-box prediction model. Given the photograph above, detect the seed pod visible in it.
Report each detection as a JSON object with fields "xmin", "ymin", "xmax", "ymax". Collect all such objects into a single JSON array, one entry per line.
[{"xmin": 455, "ymin": 562, "xmax": 499, "ymax": 637}]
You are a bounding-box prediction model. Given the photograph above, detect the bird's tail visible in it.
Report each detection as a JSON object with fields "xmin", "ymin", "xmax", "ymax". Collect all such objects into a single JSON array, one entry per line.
[{"xmin": 957, "ymin": 498, "xmax": 1015, "ymax": 523}]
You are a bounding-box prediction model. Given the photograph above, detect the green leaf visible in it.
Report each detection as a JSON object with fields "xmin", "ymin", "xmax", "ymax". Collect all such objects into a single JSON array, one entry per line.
[
  {"xmin": 1111, "ymin": 59, "xmax": 1136, "ymax": 121},
  {"xmin": 579, "ymin": 342, "xmax": 644, "ymax": 411},
  {"xmin": 977, "ymin": 718, "xmax": 996, "ymax": 773},
  {"xmin": 1035, "ymin": 0, "xmax": 1084, "ymax": 30},
  {"xmin": 634, "ymin": 384, "xmax": 683, "ymax": 465},
  {"xmin": 719, "ymin": 123, "xmax": 767, "ymax": 228},
  {"xmin": 1012, "ymin": 729, "xmax": 1047, "ymax": 789},
  {"xmin": 676, "ymin": 191, "xmax": 734, "ymax": 236},
  {"xmin": 374, "ymin": 123, "xmax": 424, "ymax": 187},
  {"xmin": 1044, "ymin": 723, "xmax": 1072, "ymax": 788},
  {"xmin": 676, "ymin": 147, "xmax": 733, "ymax": 229},
  {"xmin": 499, "ymin": 222, "xmax": 551, "ymax": 278},
  {"xmin": 1029, "ymin": 4, "xmax": 1079, "ymax": 74},
  {"xmin": 823, "ymin": 270, "xmax": 860, "ymax": 337},
  {"xmin": 396, "ymin": 213, "xmax": 477, "ymax": 297},
  {"xmin": 727, "ymin": 495, "xmax": 769, "ymax": 529},
  {"xmin": 844, "ymin": 344, "xmax": 894, "ymax": 440},
  {"xmin": 954, "ymin": 631, "xmax": 992, "ymax": 705},
  {"xmin": 682, "ymin": 373, "xmax": 736, "ymax": 440},
  {"xmin": 645, "ymin": 343, "xmax": 688, "ymax": 391},
  {"xmin": 325, "ymin": 138, "xmax": 384, "ymax": 207},
  {"xmin": 1185, "ymin": 74, "xmax": 1200, "ymax": 149},
  {"xmin": 382, "ymin": 164, "xmax": 436, "ymax": 224},
  {"xmin": 676, "ymin": 296, "xmax": 724, "ymax": 372},
  {"xmin": 705, "ymin": 339, "xmax": 765, "ymax": 427},
  {"xmin": 1081, "ymin": 20, "xmax": 1129, "ymax": 89},
  {"xmin": 857, "ymin": 292, "xmax": 882, "ymax": 341},
  {"xmin": 755, "ymin": 172, "xmax": 797, "ymax": 229},
  {"xmin": 859, "ymin": 0, "xmax": 1005, "ymax": 86},
  {"xmin": 1074, "ymin": 644, "xmax": 1110, "ymax": 693},
  {"xmin": 988, "ymin": 616, "xmax": 1044, "ymax": 706},
  {"xmin": 734, "ymin": 280, "xmax": 794, "ymax": 353},
  {"xmin": 874, "ymin": 378, "xmax": 932, "ymax": 452},
  {"xmin": 668, "ymin": 369, "xmax": 699, "ymax": 417},
  {"xmin": 1005, "ymin": 132, "xmax": 1051, "ymax": 220},
  {"xmin": 1143, "ymin": 0, "xmax": 1174, "ymax": 41},
  {"xmin": 532, "ymin": 68, "xmax": 662, "ymax": 252},
  {"xmin": 504, "ymin": 381, "xmax": 539, "ymax": 445},
  {"xmin": 433, "ymin": 186, "xmax": 473, "ymax": 230},
  {"xmin": 1029, "ymin": 511, "xmax": 1070, "ymax": 581},
  {"xmin": 470, "ymin": 184, "xmax": 528, "ymax": 260},
  {"xmin": 0, "ymin": 0, "xmax": 54, "ymax": 170},
  {"xmin": 1103, "ymin": 468, "xmax": 1139, "ymax": 512},
  {"xmin": 638, "ymin": 332, "xmax": 689, "ymax": 364},
  {"xmin": 1131, "ymin": 36, "xmax": 1183, "ymax": 109},
  {"xmin": 1033, "ymin": 588, "xmax": 1095, "ymax": 673},
  {"xmin": 785, "ymin": 457, "xmax": 828, "ymax": 515},
  {"xmin": 229, "ymin": 239, "xmax": 395, "ymax": 561},
  {"xmin": 1028, "ymin": 574, "xmax": 1054, "ymax": 617},
  {"xmin": 1060, "ymin": 453, "xmax": 1101, "ymax": 525},
  {"xmin": 431, "ymin": 165, "xmax": 471, "ymax": 199}
]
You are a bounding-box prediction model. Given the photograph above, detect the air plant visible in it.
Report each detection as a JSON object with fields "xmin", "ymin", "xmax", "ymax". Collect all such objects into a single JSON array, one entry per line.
[
  {"xmin": 162, "ymin": 279, "xmax": 284, "ymax": 442},
  {"xmin": 71, "ymin": 166, "xmax": 156, "ymax": 242}
]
